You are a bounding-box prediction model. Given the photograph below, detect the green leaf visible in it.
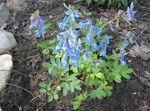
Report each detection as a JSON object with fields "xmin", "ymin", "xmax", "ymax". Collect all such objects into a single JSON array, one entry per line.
[
  {"xmin": 39, "ymin": 88, "xmax": 47, "ymax": 93},
  {"xmin": 72, "ymin": 92, "xmax": 88, "ymax": 110},
  {"xmin": 42, "ymin": 62, "xmax": 51, "ymax": 69},
  {"xmin": 85, "ymin": 0, "xmax": 92, "ymax": 5},
  {"xmin": 54, "ymin": 93, "xmax": 59, "ymax": 100},
  {"xmin": 60, "ymin": 82, "xmax": 70, "ymax": 96},
  {"xmin": 114, "ymin": 74, "xmax": 122, "ymax": 83},
  {"xmin": 95, "ymin": 72, "xmax": 104, "ymax": 79},
  {"xmin": 39, "ymin": 82, "xmax": 47, "ymax": 88},
  {"xmin": 48, "ymin": 95, "xmax": 53, "ymax": 102}
]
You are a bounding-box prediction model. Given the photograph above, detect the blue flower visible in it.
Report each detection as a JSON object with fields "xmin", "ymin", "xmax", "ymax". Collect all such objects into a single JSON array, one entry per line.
[
  {"xmin": 53, "ymin": 38, "xmax": 64, "ymax": 52},
  {"xmin": 85, "ymin": 29, "xmax": 92, "ymax": 45},
  {"xmin": 122, "ymin": 36, "xmax": 127, "ymax": 50},
  {"xmin": 70, "ymin": 56, "xmax": 79, "ymax": 67},
  {"xmin": 58, "ymin": 16, "xmax": 69, "ymax": 30},
  {"xmin": 61, "ymin": 51, "xmax": 68, "ymax": 69},
  {"xmin": 29, "ymin": 16, "xmax": 46, "ymax": 38},
  {"xmin": 62, "ymin": 37, "xmax": 69, "ymax": 52},
  {"xmin": 129, "ymin": 33, "xmax": 135, "ymax": 45},
  {"xmin": 29, "ymin": 16, "xmax": 38, "ymax": 29},
  {"xmin": 64, "ymin": 3, "xmax": 79, "ymax": 19},
  {"xmin": 109, "ymin": 22, "xmax": 115, "ymax": 32},
  {"xmin": 91, "ymin": 37, "xmax": 100, "ymax": 51},
  {"xmin": 36, "ymin": 17, "xmax": 46, "ymax": 38},
  {"xmin": 104, "ymin": 34, "xmax": 110, "ymax": 45},
  {"xmin": 92, "ymin": 26, "xmax": 103, "ymax": 37},
  {"xmin": 78, "ymin": 19, "xmax": 92, "ymax": 29},
  {"xmin": 124, "ymin": 2, "xmax": 136, "ymax": 22},
  {"xmin": 120, "ymin": 52, "xmax": 126, "ymax": 65},
  {"xmin": 100, "ymin": 42, "xmax": 107, "ymax": 57},
  {"xmin": 83, "ymin": 49, "xmax": 92, "ymax": 62}
]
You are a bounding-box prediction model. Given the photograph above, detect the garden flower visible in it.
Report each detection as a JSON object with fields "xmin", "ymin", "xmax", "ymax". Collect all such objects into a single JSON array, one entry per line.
[
  {"xmin": 129, "ymin": 33, "xmax": 135, "ymax": 45},
  {"xmin": 104, "ymin": 34, "xmax": 110, "ymax": 44},
  {"xmin": 121, "ymin": 36, "xmax": 127, "ymax": 50},
  {"xmin": 61, "ymin": 51, "xmax": 68, "ymax": 69},
  {"xmin": 91, "ymin": 37, "xmax": 100, "ymax": 51},
  {"xmin": 54, "ymin": 38, "xmax": 64, "ymax": 52},
  {"xmin": 85, "ymin": 26, "xmax": 102, "ymax": 46},
  {"xmin": 109, "ymin": 22, "xmax": 115, "ymax": 32},
  {"xmin": 29, "ymin": 15, "xmax": 46, "ymax": 38},
  {"xmin": 120, "ymin": 51, "xmax": 126, "ymax": 65},
  {"xmin": 92, "ymin": 26, "xmax": 103, "ymax": 37},
  {"xmin": 62, "ymin": 37, "xmax": 69, "ymax": 52},
  {"xmin": 70, "ymin": 56, "xmax": 79, "ymax": 67},
  {"xmin": 100, "ymin": 42, "xmax": 107, "ymax": 57},
  {"xmin": 83, "ymin": 49, "xmax": 92, "ymax": 62},
  {"xmin": 78, "ymin": 19, "xmax": 92, "ymax": 29},
  {"xmin": 124, "ymin": 2, "xmax": 136, "ymax": 22},
  {"xmin": 58, "ymin": 16, "xmax": 70, "ymax": 30}
]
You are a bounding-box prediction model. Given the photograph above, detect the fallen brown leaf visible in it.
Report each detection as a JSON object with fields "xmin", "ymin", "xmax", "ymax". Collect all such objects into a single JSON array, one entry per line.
[{"xmin": 129, "ymin": 42, "xmax": 150, "ymax": 60}]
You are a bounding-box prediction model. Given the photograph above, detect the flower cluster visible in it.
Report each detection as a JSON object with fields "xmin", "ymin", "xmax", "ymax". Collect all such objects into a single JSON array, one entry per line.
[
  {"xmin": 124, "ymin": 2, "xmax": 136, "ymax": 22},
  {"xmin": 120, "ymin": 32, "xmax": 135, "ymax": 65},
  {"xmin": 54, "ymin": 4, "xmax": 81, "ymax": 69},
  {"xmin": 54, "ymin": 3, "xmax": 136, "ymax": 69},
  {"xmin": 29, "ymin": 11, "xmax": 46, "ymax": 38}
]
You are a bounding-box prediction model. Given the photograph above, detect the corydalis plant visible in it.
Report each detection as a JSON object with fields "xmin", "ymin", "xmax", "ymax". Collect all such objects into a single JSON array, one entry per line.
[{"xmin": 39, "ymin": 3, "xmax": 135, "ymax": 110}]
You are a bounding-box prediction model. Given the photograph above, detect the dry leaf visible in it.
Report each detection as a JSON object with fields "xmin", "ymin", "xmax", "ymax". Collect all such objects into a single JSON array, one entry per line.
[{"xmin": 129, "ymin": 42, "xmax": 150, "ymax": 60}]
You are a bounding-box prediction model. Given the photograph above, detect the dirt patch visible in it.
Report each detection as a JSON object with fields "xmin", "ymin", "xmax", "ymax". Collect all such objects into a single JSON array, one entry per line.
[{"xmin": 0, "ymin": 0, "xmax": 150, "ymax": 111}]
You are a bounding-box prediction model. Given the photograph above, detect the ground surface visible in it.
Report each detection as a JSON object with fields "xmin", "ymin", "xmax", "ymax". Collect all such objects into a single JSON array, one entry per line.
[{"xmin": 0, "ymin": 0, "xmax": 150, "ymax": 111}]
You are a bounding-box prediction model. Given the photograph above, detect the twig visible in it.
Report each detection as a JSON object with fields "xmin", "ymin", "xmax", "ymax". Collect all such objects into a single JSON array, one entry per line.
[
  {"xmin": 0, "ymin": 82, "xmax": 34, "ymax": 97},
  {"xmin": 133, "ymin": 72, "xmax": 150, "ymax": 87},
  {"xmin": 0, "ymin": 70, "xmax": 29, "ymax": 77}
]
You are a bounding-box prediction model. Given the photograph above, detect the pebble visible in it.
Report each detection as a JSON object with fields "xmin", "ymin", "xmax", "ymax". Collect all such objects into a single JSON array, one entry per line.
[
  {"xmin": 0, "ymin": 54, "xmax": 13, "ymax": 91},
  {"xmin": 0, "ymin": 29, "xmax": 17, "ymax": 54}
]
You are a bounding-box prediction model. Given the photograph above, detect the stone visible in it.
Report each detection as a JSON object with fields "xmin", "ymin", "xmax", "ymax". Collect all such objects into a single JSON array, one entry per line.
[
  {"xmin": 0, "ymin": 29, "xmax": 17, "ymax": 54},
  {"xmin": 0, "ymin": 3, "xmax": 10, "ymax": 26},
  {"xmin": 0, "ymin": 54, "xmax": 13, "ymax": 91},
  {"xmin": 6, "ymin": 0, "xmax": 27, "ymax": 12}
]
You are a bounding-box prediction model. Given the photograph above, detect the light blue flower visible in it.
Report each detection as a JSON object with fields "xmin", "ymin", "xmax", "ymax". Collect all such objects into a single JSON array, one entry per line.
[
  {"xmin": 36, "ymin": 17, "xmax": 46, "ymax": 38},
  {"xmin": 29, "ymin": 16, "xmax": 46, "ymax": 38},
  {"xmin": 92, "ymin": 26, "xmax": 103, "ymax": 37},
  {"xmin": 62, "ymin": 37, "xmax": 69, "ymax": 52},
  {"xmin": 122, "ymin": 36, "xmax": 127, "ymax": 50},
  {"xmin": 104, "ymin": 34, "xmax": 110, "ymax": 44},
  {"xmin": 100, "ymin": 42, "xmax": 107, "ymax": 57},
  {"xmin": 83, "ymin": 49, "xmax": 92, "ymax": 62},
  {"xmin": 91, "ymin": 37, "xmax": 100, "ymax": 51},
  {"xmin": 124, "ymin": 2, "xmax": 136, "ymax": 22},
  {"xmin": 53, "ymin": 38, "xmax": 64, "ymax": 52},
  {"xmin": 109, "ymin": 23, "xmax": 115, "ymax": 32},
  {"xmin": 70, "ymin": 56, "xmax": 79, "ymax": 67},
  {"xmin": 58, "ymin": 16, "xmax": 69, "ymax": 30},
  {"xmin": 85, "ymin": 30, "xmax": 92, "ymax": 44},
  {"xmin": 29, "ymin": 16, "xmax": 38, "ymax": 29},
  {"xmin": 78, "ymin": 19, "xmax": 92, "ymax": 29},
  {"xmin": 120, "ymin": 52, "xmax": 126, "ymax": 65},
  {"xmin": 61, "ymin": 51, "xmax": 68, "ymax": 69},
  {"xmin": 129, "ymin": 33, "xmax": 135, "ymax": 45}
]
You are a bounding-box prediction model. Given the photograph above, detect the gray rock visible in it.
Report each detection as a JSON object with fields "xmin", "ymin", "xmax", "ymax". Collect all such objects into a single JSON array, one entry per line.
[
  {"xmin": 0, "ymin": 3, "xmax": 10, "ymax": 26},
  {"xmin": 0, "ymin": 29, "xmax": 17, "ymax": 54},
  {"xmin": 0, "ymin": 54, "xmax": 13, "ymax": 91}
]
